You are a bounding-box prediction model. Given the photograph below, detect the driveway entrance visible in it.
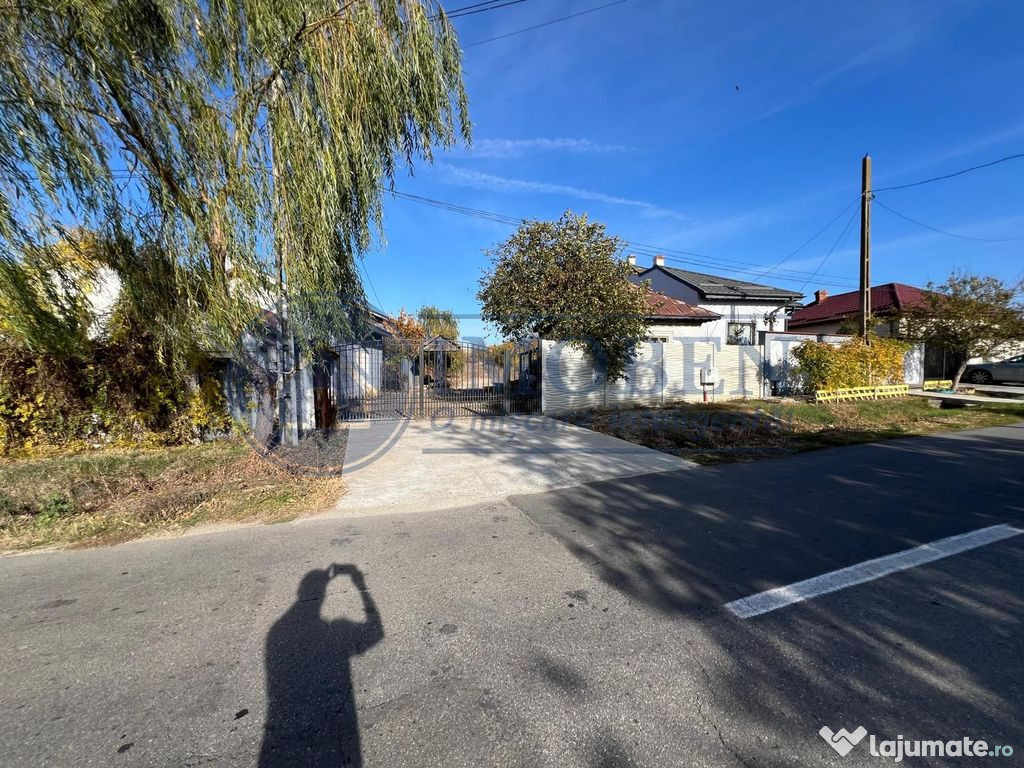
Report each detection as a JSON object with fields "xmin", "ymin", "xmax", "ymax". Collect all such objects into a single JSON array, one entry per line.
[
  {"xmin": 329, "ymin": 338, "xmax": 540, "ymax": 423},
  {"xmin": 332, "ymin": 415, "xmax": 693, "ymax": 515}
]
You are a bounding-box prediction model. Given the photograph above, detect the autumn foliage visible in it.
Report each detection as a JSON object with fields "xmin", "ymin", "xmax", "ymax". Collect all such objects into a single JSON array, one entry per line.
[{"xmin": 792, "ymin": 335, "xmax": 910, "ymax": 391}]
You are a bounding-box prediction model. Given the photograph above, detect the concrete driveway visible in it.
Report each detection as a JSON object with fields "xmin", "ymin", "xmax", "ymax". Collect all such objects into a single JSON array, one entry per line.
[{"xmin": 334, "ymin": 415, "xmax": 692, "ymax": 515}]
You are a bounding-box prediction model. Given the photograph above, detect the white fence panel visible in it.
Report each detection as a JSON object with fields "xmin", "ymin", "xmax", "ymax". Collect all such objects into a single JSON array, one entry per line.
[{"xmin": 541, "ymin": 339, "xmax": 760, "ymax": 414}]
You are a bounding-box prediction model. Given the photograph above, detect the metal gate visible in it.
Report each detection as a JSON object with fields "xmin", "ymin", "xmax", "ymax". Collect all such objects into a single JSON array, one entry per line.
[{"xmin": 332, "ymin": 337, "xmax": 540, "ymax": 421}]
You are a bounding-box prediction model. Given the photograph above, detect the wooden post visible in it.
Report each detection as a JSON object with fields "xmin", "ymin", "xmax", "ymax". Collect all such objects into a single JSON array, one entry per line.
[{"xmin": 859, "ymin": 154, "xmax": 872, "ymax": 339}]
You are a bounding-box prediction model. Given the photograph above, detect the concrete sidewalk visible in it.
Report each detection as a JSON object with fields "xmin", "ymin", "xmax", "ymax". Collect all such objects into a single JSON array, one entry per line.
[{"xmin": 333, "ymin": 414, "xmax": 692, "ymax": 515}]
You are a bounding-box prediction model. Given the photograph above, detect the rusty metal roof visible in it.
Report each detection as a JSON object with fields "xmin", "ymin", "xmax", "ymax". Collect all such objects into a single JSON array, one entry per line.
[{"xmin": 643, "ymin": 290, "xmax": 721, "ymax": 322}]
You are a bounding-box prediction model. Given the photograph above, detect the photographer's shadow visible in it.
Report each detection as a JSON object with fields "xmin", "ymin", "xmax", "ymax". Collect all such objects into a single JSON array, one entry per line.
[{"xmin": 259, "ymin": 565, "xmax": 383, "ymax": 768}]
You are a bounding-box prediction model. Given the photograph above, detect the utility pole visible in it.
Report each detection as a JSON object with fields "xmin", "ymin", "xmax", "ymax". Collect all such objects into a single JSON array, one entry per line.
[{"xmin": 859, "ymin": 154, "xmax": 872, "ymax": 338}]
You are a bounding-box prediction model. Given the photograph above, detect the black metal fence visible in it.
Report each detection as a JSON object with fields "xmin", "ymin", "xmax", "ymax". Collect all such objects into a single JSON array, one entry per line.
[{"xmin": 324, "ymin": 338, "xmax": 540, "ymax": 423}]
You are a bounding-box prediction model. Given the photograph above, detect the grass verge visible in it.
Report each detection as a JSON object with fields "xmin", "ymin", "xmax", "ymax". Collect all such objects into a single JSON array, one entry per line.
[
  {"xmin": 0, "ymin": 440, "xmax": 343, "ymax": 551},
  {"xmin": 556, "ymin": 397, "xmax": 1023, "ymax": 465}
]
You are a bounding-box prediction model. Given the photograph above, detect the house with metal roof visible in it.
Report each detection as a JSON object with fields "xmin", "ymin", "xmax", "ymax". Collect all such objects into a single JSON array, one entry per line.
[
  {"xmin": 788, "ymin": 283, "xmax": 927, "ymax": 336},
  {"xmin": 640, "ymin": 289, "xmax": 721, "ymax": 342},
  {"xmin": 627, "ymin": 255, "xmax": 803, "ymax": 344}
]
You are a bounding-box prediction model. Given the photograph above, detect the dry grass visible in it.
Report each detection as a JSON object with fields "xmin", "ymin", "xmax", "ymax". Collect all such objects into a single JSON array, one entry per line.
[
  {"xmin": 557, "ymin": 397, "xmax": 1023, "ymax": 465},
  {"xmin": 0, "ymin": 440, "xmax": 344, "ymax": 551}
]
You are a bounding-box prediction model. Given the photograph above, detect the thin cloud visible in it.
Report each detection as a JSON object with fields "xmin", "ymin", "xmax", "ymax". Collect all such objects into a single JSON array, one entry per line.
[
  {"xmin": 462, "ymin": 137, "xmax": 634, "ymax": 159},
  {"xmin": 438, "ymin": 165, "xmax": 687, "ymax": 221}
]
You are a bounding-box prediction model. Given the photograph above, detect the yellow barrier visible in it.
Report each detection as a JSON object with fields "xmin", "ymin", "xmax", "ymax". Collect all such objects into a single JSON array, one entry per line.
[
  {"xmin": 815, "ymin": 384, "xmax": 909, "ymax": 403},
  {"xmin": 923, "ymin": 379, "xmax": 953, "ymax": 391}
]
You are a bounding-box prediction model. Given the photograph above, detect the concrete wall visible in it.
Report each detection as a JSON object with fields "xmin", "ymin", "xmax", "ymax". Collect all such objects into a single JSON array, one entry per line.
[{"xmin": 541, "ymin": 339, "xmax": 761, "ymax": 414}]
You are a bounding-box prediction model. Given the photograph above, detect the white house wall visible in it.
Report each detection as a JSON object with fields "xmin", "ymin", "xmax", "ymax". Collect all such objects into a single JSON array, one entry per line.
[
  {"xmin": 699, "ymin": 302, "xmax": 790, "ymax": 338},
  {"xmin": 541, "ymin": 339, "xmax": 760, "ymax": 414},
  {"xmin": 637, "ymin": 271, "xmax": 792, "ymax": 335},
  {"xmin": 644, "ymin": 322, "xmax": 719, "ymax": 341}
]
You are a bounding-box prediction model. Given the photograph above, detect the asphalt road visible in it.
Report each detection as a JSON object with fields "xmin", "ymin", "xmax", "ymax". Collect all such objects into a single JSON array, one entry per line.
[{"xmin": 2, "ymin": 424, "xmax": 1023, "ymax": 767}]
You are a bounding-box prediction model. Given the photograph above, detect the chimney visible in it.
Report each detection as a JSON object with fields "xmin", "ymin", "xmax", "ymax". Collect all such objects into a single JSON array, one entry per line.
[
  {"xmin": 653, "ymin": 254, "xmax": 665, "ymax": 267},
  {"xmin": 814, "ymin": 289, "xmax": 829, "ymax": 304},
  {"xmin": 626, "ymin": 254, "xmax": 636, "ymax": 266}
]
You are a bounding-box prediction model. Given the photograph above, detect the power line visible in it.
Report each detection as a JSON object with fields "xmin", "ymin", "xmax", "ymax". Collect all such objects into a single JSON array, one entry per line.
[
  {"xmin": 385, "ymin": 188, "xmax": 862, "ymax": 288},
  {"xmin": 357, "ymin": 256, "xmax": 386, "ymax": 313},
  {"xmin": 642, "ymin": 249, "xmax": 857, "ymax": 286},
  {"xmin": 445, "ymin": 0, "xmax": 528, "ymax": 20},
  {"xmin": 873, "ymin": 152, "xmax": 1024, "ymax": 193},
  {"xmin": 798, "ymin": 206, "xmax": 860, "ymax": 293},
  {"xmin": 627, "ymin": 248, "xmax": 858, "ymax": 289},
  {"xmin": 748, "ymin": 196, "xmax": 860, "ymax": 283},
  {"xmin": 442, "ymin": 0, "xmax": 508, "ymax": 15},
  {"xmin": 873, "ymin": 198, "xmax": 1024, "ymax": 242},
  {"xmin": 463, "ymin": 0, "xmax": 629, "ymax": 47}
]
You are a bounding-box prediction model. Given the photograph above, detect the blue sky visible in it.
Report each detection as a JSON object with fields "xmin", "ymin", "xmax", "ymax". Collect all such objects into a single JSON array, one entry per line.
[{"xmin": 363, "ymin": 0, "xmax": 1024, "ymax": 342}]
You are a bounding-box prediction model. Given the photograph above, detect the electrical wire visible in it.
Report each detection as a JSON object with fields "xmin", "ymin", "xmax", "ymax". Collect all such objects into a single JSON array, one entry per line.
[
  {"xmin": 625, "ymin": 246, "xmax": 858, "ymax": 289},
  {"xmin": 445, "ymin": 0, "xmax": 527, "ymax": 20},
  {"xmin": 797, "ymin": 206, "xmax": 860, "ymax": 293},
  {"xmin": 463, "ymin": 0, "xmax": 629, "ymax": 47},
  {"xmin": 873, "ymin": 152, "xmax": 1024, "ymax": 193},
  {"xmin": 357, "ymin": 256, "xmax": 387, "ymax": 314},
  {"xmin": 385, "ymin": 188, "xmax": 863, "ymax": 288},
  {"xmin": 624, "ymin": 240, "xmax": 853, "ymax": 281},
  {"xmin": 873, "ymin": 198, "xmax": 1024, "ymax": 242},
  {"xmin": 442, "ymin": 0, "xmax": 509, "ymax": 15},
  {"xmin": 95, "ymin": 175, "xmax": 863, "ymax": 287},
  {"xmin": 747, "ymin": 196, "xmax": 860, "ymax": 282}
]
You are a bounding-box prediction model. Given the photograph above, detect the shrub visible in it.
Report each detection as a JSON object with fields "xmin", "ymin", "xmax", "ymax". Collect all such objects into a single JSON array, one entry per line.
[
  {"xmin": 0, "ymin": 330, "xmax": 230, "ymax": 455},
  {"xmin": 792, "ymin": 335, "xmax": 910, "ymax": 392}
]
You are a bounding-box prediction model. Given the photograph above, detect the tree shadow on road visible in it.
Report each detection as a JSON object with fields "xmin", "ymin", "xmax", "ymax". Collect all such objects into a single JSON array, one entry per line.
[
  {"xmin": 509, "ymin": 428, "xmax": 1024, "ymax": 765},
  {"xmin": 259, "ymin": 565, "xmax": 383, "ymax": 768}
]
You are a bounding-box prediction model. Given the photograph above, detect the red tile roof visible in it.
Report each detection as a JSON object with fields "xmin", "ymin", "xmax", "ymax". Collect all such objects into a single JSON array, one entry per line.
[
  {"xmin": 643, "ymin": 290, "xmax": 721, "ymax": 321},
  {"xmin": 789, "ymin": 283, "xmax": 927, "ymax": 328}
]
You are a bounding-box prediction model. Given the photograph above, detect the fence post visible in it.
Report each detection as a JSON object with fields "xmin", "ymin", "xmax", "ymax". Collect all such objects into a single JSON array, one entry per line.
[
  {"xmin": 539, "ymin": 339, "xmax": 545, "ymax": 414},
  {"xmin": 418, "ymin": 342, "xmax": 425, "ymax": 419},
  {"xmin": 661, "ymin": 341, "xmax": 666, "ymax": 404},
  {"xmin": 503, "ymin": 347, "xmax": 512, "ymax": 415}
]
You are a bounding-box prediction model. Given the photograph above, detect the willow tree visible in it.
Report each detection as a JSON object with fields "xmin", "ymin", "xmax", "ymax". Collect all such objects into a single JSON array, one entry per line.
[
  {"xmin": 417, "ymin": 305, "xmax": 460, "ymax": 339},
  {"xmin": 0, "ymin": 0, "xmax": 469, "ymax": 355}
]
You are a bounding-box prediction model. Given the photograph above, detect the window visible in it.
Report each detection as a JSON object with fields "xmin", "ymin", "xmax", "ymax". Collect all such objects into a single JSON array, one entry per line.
[
  {"xmin": 726, "ymin": 322, "xmax": 755, "ymax": 346},
  {"xmin": 646, "ymin": 336, "xmax": 669, "ymax": 343}
]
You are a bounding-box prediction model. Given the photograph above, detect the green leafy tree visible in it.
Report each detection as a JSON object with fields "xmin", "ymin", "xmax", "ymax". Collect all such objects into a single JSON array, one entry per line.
[
  {"xmin": 477, "ymin": 211, "xmax": 649, "ymax": 382},
  {"xmin": 903, "ymin": 272, "xmax": 1024, "ymax": 389},
  {"xmin": 0, "ymin": 0, "xmax": 469, "ymax": 355},
  {"xmin": 417, "ymin": 306, "xmax": 460, "ymax": 340}
]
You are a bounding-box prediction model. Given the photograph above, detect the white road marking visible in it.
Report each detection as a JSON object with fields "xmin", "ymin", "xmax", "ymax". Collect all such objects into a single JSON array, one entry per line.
[{"xmin": 725, "ymin": 524, "xmax": 1023, "ymax": 619}]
